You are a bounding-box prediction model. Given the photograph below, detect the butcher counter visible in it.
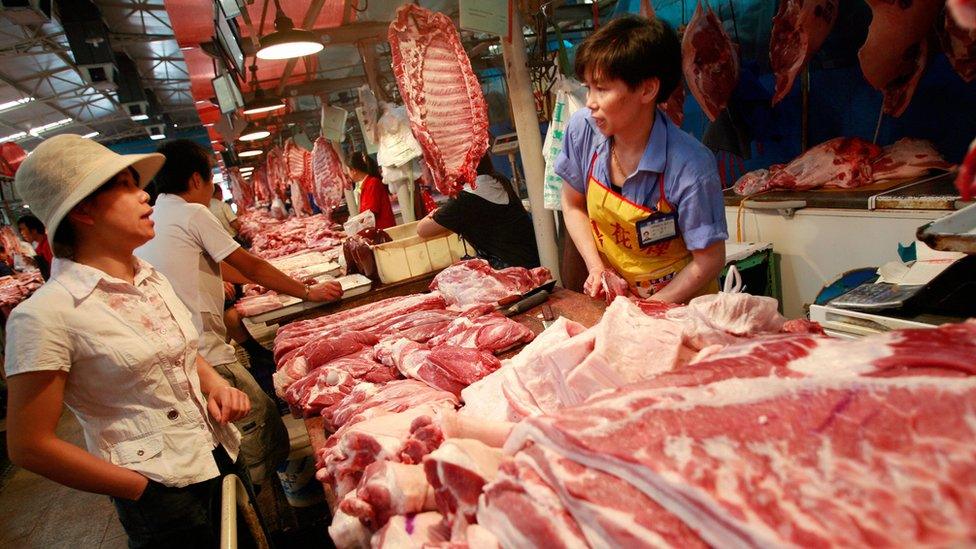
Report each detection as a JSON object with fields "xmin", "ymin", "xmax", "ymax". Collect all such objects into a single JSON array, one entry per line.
[{"xmin": 300, "ymin": 287, "xmax": 606, "ymax": 511}]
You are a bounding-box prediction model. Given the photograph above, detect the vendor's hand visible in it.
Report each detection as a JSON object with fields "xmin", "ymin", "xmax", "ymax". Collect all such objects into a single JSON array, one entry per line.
[
  {"xmin": 223, "ymin": 282, "xmax": 236, "ymax": 301},
  {"xmin": 207, "ymin": 386, "xmax": 251, "ymax": 425},
  {"xmin": 582, "ymin": 267, "xmax": 607, "ymax": 300},
  {"xmin": 306, "ymin": 280, "xmax": 343, "ymax": 302}
]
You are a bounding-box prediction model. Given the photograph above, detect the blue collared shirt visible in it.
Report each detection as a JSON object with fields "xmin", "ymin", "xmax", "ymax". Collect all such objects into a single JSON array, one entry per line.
[{"xmin": 555, "ymin": 108, "xmax": 728, "ymax": 251}]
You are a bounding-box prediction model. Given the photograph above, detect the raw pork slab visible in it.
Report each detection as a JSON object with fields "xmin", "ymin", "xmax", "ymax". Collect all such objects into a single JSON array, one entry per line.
[
  {"xmin": 430, "ymin": 259, "xmax": 552, "ymax": 308},
  {"xmin": 770, "ymin": 0, "xmax": 838, "ymax": 105},
  {"xmin": 870, "ymin": 138, "xmax": 952, "ymax": 181},
  {"xmin": 682, "ymin": 1, "xmax": 739, "ymax": 122},
  {"xmin": 423, "ymin": 438, "xmax": 503, "ymax": 528},
  {"xmin": 311, "ymin": 137, "xmax": 350, "ymax": 216},
  {"xmin": 735, "ymin": 137, "xmax": 881, "ymax": 195},
  {"xmin": 505, "ymin": 321, "xmax": 976, "ymax": 547},
  {"xmin": 328, "ymin": 379, "xmax": 459, "ymax": 432},
  {"xmin": 376, "ymin": 338, "xmax": 501, "ymax": 397},
  {"xmin": 426, "ymin": 313, "xmax": 535, "ymax": 353},
  {"xmin": 339, "ymin": 461, "xmax": 435, "ymax": 529},
  {"xmin": 389, "ymin": 4, "xmax": 489, "ymax": 197},
  {"xmin": 943, "ymin": 9, "xmax": 976, "ymax": 82}
]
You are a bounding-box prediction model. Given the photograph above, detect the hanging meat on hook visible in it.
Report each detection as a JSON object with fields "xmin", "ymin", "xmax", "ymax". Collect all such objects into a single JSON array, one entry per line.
[
  {"xmin": 769, "ymin": 0, "xmax": 839, "ymax": 106},
  {"xmin": 858, "ymin": 0, "xmax": 943, "ymax": 117},
  {"xmin": 388, "ymin": 4, "xmax": 490, "ymax": 197},
  {"xmin": 681, "ymin": 1, "xmax": 739, "ymax": 122},
  {"xmin": 943, "ymin": 8, "xmax": 976, "ymax": 82},
  {"xmin": 640, "ymin": 0, "xmax": 686, "ymax": 126}
]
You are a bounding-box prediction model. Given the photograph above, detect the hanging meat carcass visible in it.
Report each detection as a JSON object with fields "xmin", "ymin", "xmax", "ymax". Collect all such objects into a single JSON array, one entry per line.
[
  {"xmin": 388, "ymin": 4, "xmax": 490, "ymax": 197},
  {"xmin": 266, "ymin": 146, "xmax": 289, "ymax": 201},
  {"xmin": 640, "ymin": 0, "xmax": 685, "ymax": 126},
  {"xmin": 682, "ymin": 1, "xmax": 739, "ymax": 122},
  {"xmin": 252, "ymin": 167, "xmax": 272, "ymax": 204},
  {"xmin": 769, "ymin": 0, "xmax": 839, "ymax": 105},
  {"xmin": 943, "ymin": 9, "xmax": 976, "ymax": 82},
  {"xmin": 284, "ymin": 138, "xmax": 314, "ymax": 195},
  {"xmin": 228, "ymin": 169, "xmax": 254, "ymax": 211},
  {"xmin": 858, "ymin": 0, "xmax": 943, "ymax": 117},
  {"xmin": 311, "ymin": 137, "xmax": 351, "ymax": 218},
  {"xmin": 949, "ymin": 0, "xmax": 976, "ymax": 30}
]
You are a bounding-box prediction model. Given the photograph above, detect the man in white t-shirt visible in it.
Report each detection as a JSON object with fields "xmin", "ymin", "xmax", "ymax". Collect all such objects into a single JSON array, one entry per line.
[
  {"xmin": 209, "ymin": 185, "xmax": 239, "ymax": 238},
  {"xmin": 136, "ymin": 140, "xmax": 342, "ymax": 487}
]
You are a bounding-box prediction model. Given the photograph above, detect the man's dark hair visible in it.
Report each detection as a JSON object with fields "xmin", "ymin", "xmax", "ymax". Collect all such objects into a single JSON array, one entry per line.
[
  {"xmin": 153, "ymin": 139, "xmax": 212, "ymax": 194},
  {"xmin": 574, "ymin": 14, "xmax": 682, "ymax": 101},
  {"xmin": 17, "ymin": 214, "xmax": 46, "ymax": 234}
]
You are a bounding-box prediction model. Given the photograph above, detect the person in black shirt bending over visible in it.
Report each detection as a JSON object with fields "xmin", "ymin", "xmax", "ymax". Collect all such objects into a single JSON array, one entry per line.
[{"xmin": 417, "ymin": 154, "xmax": 540, "ymax": 269}]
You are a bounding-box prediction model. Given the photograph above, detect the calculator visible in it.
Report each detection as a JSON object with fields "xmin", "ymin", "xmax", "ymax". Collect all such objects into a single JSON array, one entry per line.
[{"xmin": 828, "ymin": 282, "xmax": 926, "ymax": 311}]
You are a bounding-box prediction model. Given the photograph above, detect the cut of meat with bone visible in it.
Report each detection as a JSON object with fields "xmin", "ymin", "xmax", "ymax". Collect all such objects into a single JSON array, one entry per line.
[
  {"xmin": 682, "ymin": 1, "xmax": 739, "ymax": 122},
  {"xmin": 944, "ymin": 10, "xmax": 976, "ymax": 82},
  {"xmin": 283, "ymin": 354, "xmax": 398, "ymax": 417},
  {"xmin": 339, "ymin": 461, "xmax": 436, "ymax": 529},
  {"xmin": 274, "ymin": 332, "xmax": 380, "ymax": 395},
  {"xmin": 501, "ymin": 321, "xmax": 976, "ymax": 547},
  {"xmin": 319, "ymin": 404, "xmax": 452, "ymax": 498},
  {"xmin": 312, "ymin": 137, "xmax": 350, "ymax": 216},
  {"xmin": 735, "ymin": 137, "xmax": 880, "ymax": 195},
  {"xmin": 430, "ymin": 259, "xmax": 552, "ymax": 308},
  {"xmin": 328, "ymin": 379, "xmax": 459, "ymax": 432},
  {"xmin": 389, "ymin": 4, "xmax": 489, "ymax": 197},
  {"xmin": 376, "ymin": 338, "xmax": 502, "ymax": 397},
  {"xmin": 427, "ymin": 313, "xmax": 535, "ymax": 353},
  {"xmin": 770, "ymin": 0, "xmax": 838, "ymax": 105},
  {"xmin": 371, "ymin": 512, "xmax": 450, "ymax": 549},
  {"xmin": 423, "ymin": 439, "xmax": 503, "ymax": 528},
  {"xmin": 871, "ymin": 138, "xmax": 952, "ymax": 181},
  {"xmin": 859, "ymin": 0, "xmax": 943, "ymax": 116}
]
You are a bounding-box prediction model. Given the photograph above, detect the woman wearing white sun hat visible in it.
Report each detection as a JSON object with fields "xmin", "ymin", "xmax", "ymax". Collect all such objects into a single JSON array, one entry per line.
[{"xmin": 4, "ymin": 134, "xmax": 251, "ymax": 547}]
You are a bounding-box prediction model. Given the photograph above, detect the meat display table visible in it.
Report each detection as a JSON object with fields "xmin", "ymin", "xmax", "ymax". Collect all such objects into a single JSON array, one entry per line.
[{"xmin": 301, "ymin": 287, "xmax": 605, "ymax": 511}]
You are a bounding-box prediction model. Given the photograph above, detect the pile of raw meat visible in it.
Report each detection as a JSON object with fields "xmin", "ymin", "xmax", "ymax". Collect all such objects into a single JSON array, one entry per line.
[
  {"xmin": 734, "ymin": 137, "xmax": 953, "ymax": 196},
  {"xmin": 291, "ymin": 270, "xmax": 976, "ymax": 548},
  {"xmin": 0, "ymin": 271, "xmax": 43, "ymax": 313},
  {"xmin": 429, "ymin": 259, "xmax": 552, "ymax": 309},
  {"xmin": 242, "ymin": 213, "xmax": 345, "ymax": 259}
]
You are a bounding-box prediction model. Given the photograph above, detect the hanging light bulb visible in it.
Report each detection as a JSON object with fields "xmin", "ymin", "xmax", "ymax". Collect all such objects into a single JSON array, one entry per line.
[
  {"xmin": 242, "ymin": 64, "xmax": 286, "ymax": 115},
  {"xmin": 239, "ymin": 149, "xmax": 263, "ymax": 157},
  {"xmin": 239, "ymin": 121, "xmax": 270, "ymax": 142},
  {"xmin": 256, "ymin": 0, "xmax": 323, "ymax": 60}
]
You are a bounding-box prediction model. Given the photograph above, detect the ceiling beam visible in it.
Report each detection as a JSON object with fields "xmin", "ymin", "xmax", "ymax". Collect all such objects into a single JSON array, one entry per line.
[{"xmin": 281, "ymin": 75, "xmax": 366, "ymax": 99}]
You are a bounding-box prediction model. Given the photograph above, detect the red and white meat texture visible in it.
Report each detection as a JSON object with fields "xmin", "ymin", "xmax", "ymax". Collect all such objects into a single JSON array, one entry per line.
[
  {"xmin": 284, "ymin": 138, "xmax": 312, "ymax": 194},
  {"xmin": 312, "ymin": 137, "xmax": 351, "ymax": 216},
  {"xmin": 371, "ymin": 512, "xmax": 449, "ymax": 549},
  {"xmin": 423, "ymin": 438, "xmax": 503, "ymax": 532},
  {"xmin": 339, "ymin": 461, "xmax": 436, "ymax": 529},
  {"xmin": 681, "ymin": 1, "xmax": 739, "ymax": 122},
  {"xmin": 950, "ymin": 0, "xmax": 976, "ymax": 30},
  {"xmin": 283, "ymin": 354, "xmax": 398, "ymax": 418},
  {"xmin": 248, "ymin": 214, "xmax": 344, "ymax": 259},
  {"xmin": 429, "ymin": 259, "xmax": 552, "ymax": 309},
  {"xmin": 599, "ymin": 268, "xmax": 631, "ymax": 304},
  {"xmin": 957, "ymin": 138, "xmax": 976, "ymax": 200},
  {"xmin": 944, "ymin": 9, "xmax": 976, "ymax": 82},
  {"xmin": 328, "ymin": 509, "xmax": 371, "ymax": 549},
  {"xmin": 266, "ymin": 146, "xmax": 289, "ymax": 200},
  {"xmin": 274, "ymin": 293, "xmax": 448, "ymax": 363},
  {"xmin": 328, "ymin": 379, "xmax": 459, "ymax": 432},
  {"xmin": 319, "ymin": 404, "xmax": 453, "ymax": 498},
  {"xmin": 426, "ymin": 313, "xmax": 535, "ymax": 353},
  {"xmin": 871, "ymin": 137, "xmax": 952, "ymax": 181},
  {"xmin": 374, "ymin": 338, "xmax": 501, "ymax": 397},
  {"xmin": 290, "ymin": 180, "xmax": 312, "ymax": 216},
  {"xmin": 228, "ymin": 169, "xmax": 254, "ymax": 211},
  {"xmin": 234, "ymin": 293, "xmax": 286, "ymax": 318},
  {"xmin": 274, "ymin": 331, "xmax": 379, "ymax": 392},
  {"xmin": 388, "ymin": 4, "xmax": 490, "ymax": 197},
  {"xmin": 858, "ymin": 0, "xmax": 943, "ymax": 116},
  {"xmin": 494, "ymin": 321, "xmax": 976, "ymax": 548},
  {"xmin": 734, "ymin": 137, "xmax": 881, "ymax": 195},
  {"xmin": 769, "ymin": 0, "xmax": 839, "ymax": 105}
]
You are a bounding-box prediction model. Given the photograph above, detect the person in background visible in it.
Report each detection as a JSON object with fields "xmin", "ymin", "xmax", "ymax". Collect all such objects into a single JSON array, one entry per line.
[
  {"xmin": 0, "ymin": 245, "xmax": 15, "ymax": 276},
  {"xmin": 6, "ymin": 134, "xmax": 249, "ymax": 546},
  {"xmin": 17, "ymin": 214, "xmax": 53, "ymax": 280},
  {"xmin": 135, "ymin": 140, "xmax": 342, "ymax": 493},
  {"xmin": 209, "ymin": 185, "xmax": 240, "ymax": 239},
  {"xmin": 417, "ymin": 154, "xmax": 540, "ymax": 269},
  {"xmin": 557, "ymin": 15, "xmax": 727, "ymax": 303},
  {"xmin": 347, "ymin": 151, "xmax": 396, "ymax": 231}
]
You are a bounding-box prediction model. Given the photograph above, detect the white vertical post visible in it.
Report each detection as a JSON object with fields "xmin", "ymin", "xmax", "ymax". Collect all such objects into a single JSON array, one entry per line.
[{"xmin": 500, "ymin": 8, "xmax": 560, "ymax": 280}]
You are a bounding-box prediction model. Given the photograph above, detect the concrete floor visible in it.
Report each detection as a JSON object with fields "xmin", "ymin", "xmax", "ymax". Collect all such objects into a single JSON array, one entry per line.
[{"xmin": 0, "ymin": 413, "xmax": 128, "ymax": 549}]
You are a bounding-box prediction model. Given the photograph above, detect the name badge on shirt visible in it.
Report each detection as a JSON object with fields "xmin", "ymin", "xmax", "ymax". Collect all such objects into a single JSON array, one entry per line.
[{"xmin": 636, "ymin": 212, "xmax": 678, "ymax": 248}]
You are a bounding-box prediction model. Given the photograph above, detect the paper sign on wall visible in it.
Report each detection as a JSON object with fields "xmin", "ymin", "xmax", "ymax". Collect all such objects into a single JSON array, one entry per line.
[
  {"xmin": 320, "ymin": 105, "xmax": 348, "ymax": 142},
  {"xmin": 355, "ymin": 106, "xmax": 378, "ymax": 155},
  {"xmin": 460, "ymin": 0, "xmax": 509, "ymax": 36}
]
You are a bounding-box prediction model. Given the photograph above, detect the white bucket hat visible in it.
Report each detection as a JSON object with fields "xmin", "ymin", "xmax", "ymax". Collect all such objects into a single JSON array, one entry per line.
[{"xmin": 14, "ymin": 134, "xmax": 165, "ymax": 247}]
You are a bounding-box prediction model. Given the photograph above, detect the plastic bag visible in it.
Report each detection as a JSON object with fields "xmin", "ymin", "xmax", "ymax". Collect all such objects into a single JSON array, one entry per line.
[
  {"xmin": 343, "ymin": 210, "xmax": 375, "ymax": 236},
  {"xmin": 543, "ymin": 75, "xmax": 586, "ymax": 210}
]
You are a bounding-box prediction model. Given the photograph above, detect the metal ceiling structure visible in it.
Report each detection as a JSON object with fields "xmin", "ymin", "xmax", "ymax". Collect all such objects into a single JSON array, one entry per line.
[{"xmin": 0, "ymin": 0, "xmax": 202, "ymax": 149}]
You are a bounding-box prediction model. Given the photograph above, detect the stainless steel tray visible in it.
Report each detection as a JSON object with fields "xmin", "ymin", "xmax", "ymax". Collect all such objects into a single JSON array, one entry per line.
[{"xmin": 917, "ymin": 202, "xmax": 976, "ymax": 254}]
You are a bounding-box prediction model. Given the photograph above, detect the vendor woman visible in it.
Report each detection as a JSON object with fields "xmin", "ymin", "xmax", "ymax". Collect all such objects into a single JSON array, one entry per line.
[
  {"xmin": 558, "ymin": 15, "xmax": 727, "ymax": 303},
  {"xmin": 5, "ymin": 135, "xmax": 250, "ymax": 546}
]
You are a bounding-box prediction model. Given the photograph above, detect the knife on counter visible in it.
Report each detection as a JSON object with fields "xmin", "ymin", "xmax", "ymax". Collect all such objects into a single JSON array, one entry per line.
[{"xmin": 502, "ymin": 290, "xmax": 550, "ymax": 317}]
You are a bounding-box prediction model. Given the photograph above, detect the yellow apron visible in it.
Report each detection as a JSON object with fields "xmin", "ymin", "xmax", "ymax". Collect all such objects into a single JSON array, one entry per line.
[{"xmin": 585, "ymin": 151, "xmax": 719, "ymax": 299}]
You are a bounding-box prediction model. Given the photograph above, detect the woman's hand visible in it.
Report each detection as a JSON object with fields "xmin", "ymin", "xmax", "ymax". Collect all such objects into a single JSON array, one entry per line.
[{"xmin": 207, "ymin": 386, "xmax": 251, "ymax": 425}]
